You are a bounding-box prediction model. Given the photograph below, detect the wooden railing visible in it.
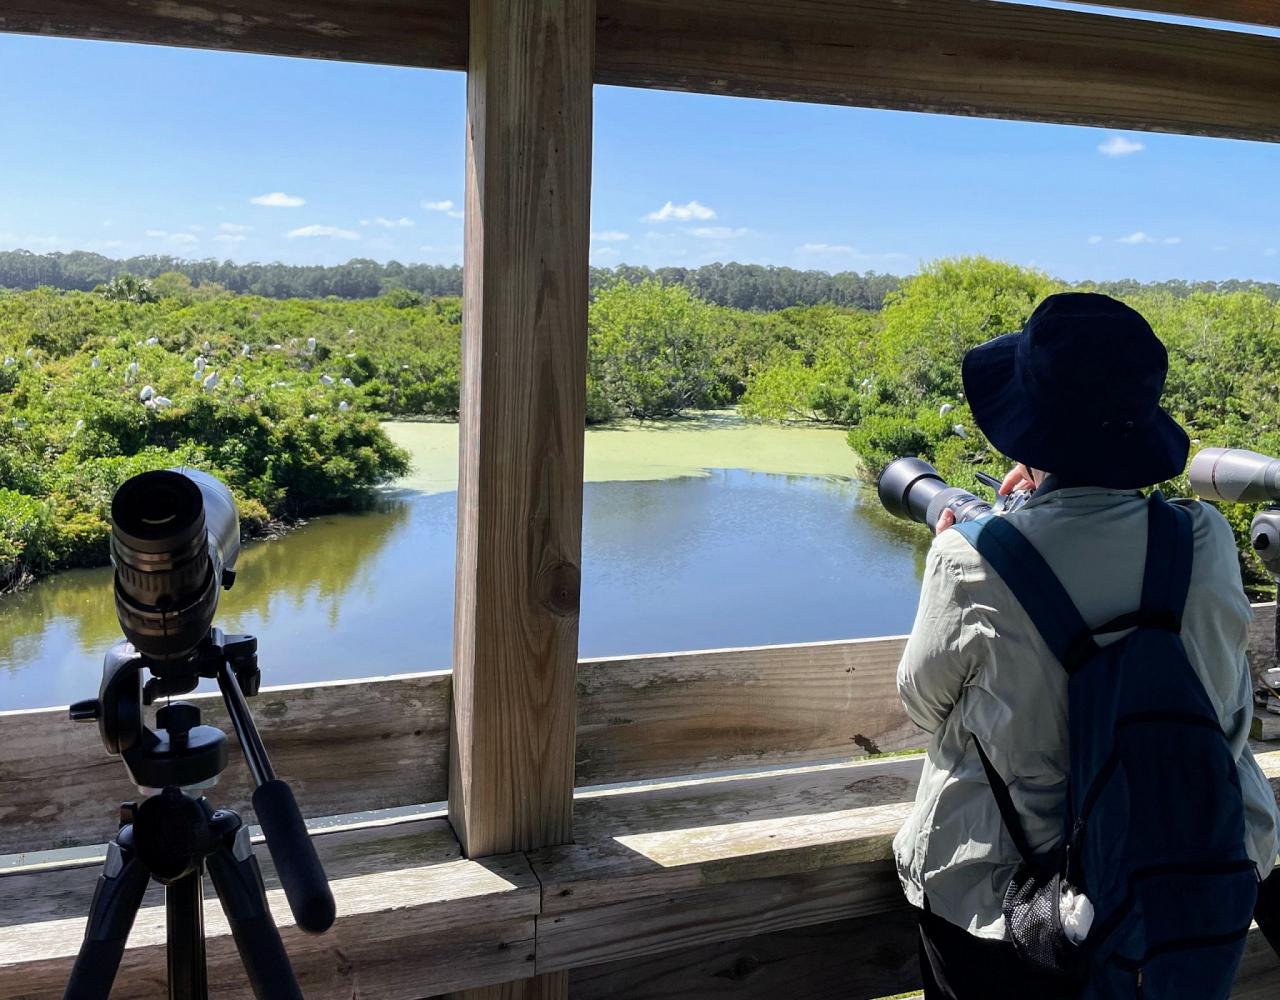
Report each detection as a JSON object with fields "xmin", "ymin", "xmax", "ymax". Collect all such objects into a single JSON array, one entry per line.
[{"xmin": 1, "ymin": 604, "xmax": 1276, "ymax": 997}]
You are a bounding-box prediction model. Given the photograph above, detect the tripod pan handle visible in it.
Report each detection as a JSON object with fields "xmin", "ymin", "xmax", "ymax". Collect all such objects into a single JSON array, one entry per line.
[{"xmin": 253, "ymin": 779, "xmax": 336, "ymax": 933}]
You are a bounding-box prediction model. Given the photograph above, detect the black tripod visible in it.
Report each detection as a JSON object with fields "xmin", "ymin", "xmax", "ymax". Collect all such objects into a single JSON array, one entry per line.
[{"xmin": 65, "ymin": 629, "xmax": 335, "ymax": 1000}]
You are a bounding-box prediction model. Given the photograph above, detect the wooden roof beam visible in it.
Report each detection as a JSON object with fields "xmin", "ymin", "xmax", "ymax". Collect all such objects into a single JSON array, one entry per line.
[{"xmin": 1076, "ymin": 1, "xmax": 1280, "ymax": 30}]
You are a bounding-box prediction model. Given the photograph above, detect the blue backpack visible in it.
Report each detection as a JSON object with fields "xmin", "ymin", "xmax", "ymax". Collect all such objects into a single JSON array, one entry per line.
[{"xmin": 955, "ymin": 494, "xmax": 1259, "ymax": 999}]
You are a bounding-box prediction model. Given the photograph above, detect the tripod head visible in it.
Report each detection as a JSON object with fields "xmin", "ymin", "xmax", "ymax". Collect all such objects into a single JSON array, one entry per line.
[{"xmin": 72, "ymin": 628, "xmax": 256, "ymax": 790}]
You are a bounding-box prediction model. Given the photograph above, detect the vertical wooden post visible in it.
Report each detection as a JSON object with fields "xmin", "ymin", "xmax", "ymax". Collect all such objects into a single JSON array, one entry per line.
[{"xmin": 450, "ymin": 0, "xmax": 594, "ymax": 860}]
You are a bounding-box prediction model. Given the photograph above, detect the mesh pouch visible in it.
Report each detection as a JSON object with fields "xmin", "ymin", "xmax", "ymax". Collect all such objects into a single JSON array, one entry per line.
[{"xmin": 1003, "ymin": 857, "xmax": 1088, "ymax": 983}]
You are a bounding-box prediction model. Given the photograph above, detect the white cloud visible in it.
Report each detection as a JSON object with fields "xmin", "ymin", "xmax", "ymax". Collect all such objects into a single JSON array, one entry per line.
[
  {"xmin": 687, "ymin": 226, "xmax": 747, "ymax": 239},
  {"xmin": 251, "ymin": 191, "xmax": 306, "ymax": 207},
  {"xmin": 219, "ymin": 222, "xmax": 252, "ymax": 233},
  {"xmin": 1118, "ymin": 231, "xmax": 1155, "ymax": 245},
  {"xmin": 99, "ymin": 240, "xmax": 124, "ymax": 249},
  {"xmin": 1266, "ymin": 248, "xmax": 1279, "ymax": 257},
  {"xmin": 168, "ymin": 233, "xmax": 198, "ymax": 245},
  {"xmin": 591, "ymin": 247, "xmax": 621, "ymax": 259},
  {"xmin": 1098, "ymin": 135, "xmax": 1145, "ymax": 157},
  {"xmin": 188, "ymin": 224, "xmax": 203, "ymax": 232},
  {"xmin": 646, "ymin": 200, "xmax": 716, "ymax": 222},
  {"xmin": 591, "ymin": 230, "xmax": 630, "ymax": 242},
  {"xmin": 422, "ymin": 199, "xmax": 455, "ymax": 212},
  {"xmin": 1087, "ymin": 235, "xmax": 1104, "ymax": 245},
  {"xmin": 375, "ymin": 216, "xmax": 415, "ymax": 228},
  {"xmin": 214, "ymin": 234, "xmax": 247, "ymax": 244},
  {"xmin": 101, "ymin": 219, "xmax": 115, "ymax": 228},
  {"xmin": 145, "ymin": 229, "xmax": 167, "ymax": 238},
  {"xmin": 1163, "ymin": 236, "xmax": 1182, "ymax": 245},
  {"xmin": 285, "ymin": 224, "xmax": 360, "ymax": 240},
  {"xmin": 799, "ymin": 242, "xmax": 854, "ymax": 253}
]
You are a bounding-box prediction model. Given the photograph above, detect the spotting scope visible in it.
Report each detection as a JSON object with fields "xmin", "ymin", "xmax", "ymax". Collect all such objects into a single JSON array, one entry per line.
[
  {"xmin": 1189, "ymin": 447, "xmax": 1280, "ymax": 580},
  {"xmin": 877, "ymin": 457, "xmax": 1030, "ymax": 528}
]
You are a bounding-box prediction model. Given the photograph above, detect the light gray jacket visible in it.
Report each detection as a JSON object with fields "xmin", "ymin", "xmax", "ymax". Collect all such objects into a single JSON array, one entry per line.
[{"xmin": 892, "ymin": 487, "xmax": 1280, "ymax": 939}]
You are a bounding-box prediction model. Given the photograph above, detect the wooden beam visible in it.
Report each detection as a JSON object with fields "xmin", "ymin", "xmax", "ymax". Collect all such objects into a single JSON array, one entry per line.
[
  {"xmin": 594, "ymin": 0, "xmax": 1280, "ymax": 142},
  {"xmin": 0, "ymin": 0, "xmax": 467, "ymax": 68},
  {"xmin": 1080, "ymin": 2, "xmax": 1280, "ymax": 30},
  {"xmin": 1, "ymin": 1, "xmax": 1278, "ymax": 142},
  {"xmin": 449, "ymin": 0, "xmax": 593, "ymax": 862},
  {"xmin": 576, "ymin": 636, "xmax": 921, "ymax": 786},
  {"xmin": 0, "ymin": 816, "xmax": 541, "ymax": 998},
  {"xmin": 0, "ymin": 671, "xmax": 451, "ymax": 856}
]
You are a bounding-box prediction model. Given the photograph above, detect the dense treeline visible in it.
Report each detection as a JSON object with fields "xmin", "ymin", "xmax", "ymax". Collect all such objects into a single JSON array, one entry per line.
[
  {"xmin": 0, "ymin": 250, "xmax": 904, "ymax": 310},
  {"xmin": 5, "ymin": 249, "xmax": 1280, "ymax": 312},
  {"xmin": 739, "ymin": 256, "xmax": 1280, "ymax": 590}
]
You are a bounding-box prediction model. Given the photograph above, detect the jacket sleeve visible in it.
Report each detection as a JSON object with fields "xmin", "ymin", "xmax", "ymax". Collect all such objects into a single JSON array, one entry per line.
[{"xmin": 896, "ymin": 540, "xmax": 980, "ymax": 734}]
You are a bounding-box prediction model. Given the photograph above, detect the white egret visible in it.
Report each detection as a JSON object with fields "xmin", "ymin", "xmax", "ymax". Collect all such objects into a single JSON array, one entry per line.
[
  {"xmin": 232, "ymin": 374, "xmax": 244, "ymax": 388},
  {"xmin": 203, "ymin": 371, "xmax": 219, "ymax": 391},
  {"xmin": 194, "ymin": 355, "xmax": 207, "ymax": 372},
  {"xmin": 952, "ymin": 424, "xmax": 968, "ymax": 439},
  {"xmin": 338, "ymin": 401, "xmax": 350, "ymax": 412},
  {"xmin": 319, "ymin": 374, "xmax": 335, "ymax": 385},
  {"xmin": 304, "ymin": 337, "xmax": 316, "ymax": 355},
  {"xmin": 139, "ymin": 385, "xmax": 155, "ymax": 402},
  {"xmin": 341, "ymin": 377, "xmax": 354, "ymax": 387},
  {"xmin": 241, "ymin": 344, "xmax": 252, "ymax": 357},
  {"xmin": 940, "ymin": 403, "xmax": 954, "ymax": 417},
  {"xmin": 307, "ymin": 413, "xmax": 318, "ymax": 422},
  {"xmin": 152, "ymin": 396, "xmax": 173, "ymax": 409},
  {"xmin": 90, "ymin": 356, "xmax": 101, "ymax": 369},
  {"xmin": 145, "ymin": 337, "xmax": 159, "ymax": 346}
]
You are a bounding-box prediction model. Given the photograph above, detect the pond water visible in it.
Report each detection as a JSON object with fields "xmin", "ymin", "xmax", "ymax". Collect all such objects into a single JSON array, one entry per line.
[{"xmin": 0, "ymin": 415, "xmax": 929, "ymax": 710}]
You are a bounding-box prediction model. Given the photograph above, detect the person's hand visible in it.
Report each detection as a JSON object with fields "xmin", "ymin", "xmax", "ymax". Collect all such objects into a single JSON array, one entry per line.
[
  {"xmin": 999, "ymin": 463, "xmax": 1036, "ymax": 496},
  {"xmin": 935, "ymin": 508, "xmax": 956, "ymax": 535}
]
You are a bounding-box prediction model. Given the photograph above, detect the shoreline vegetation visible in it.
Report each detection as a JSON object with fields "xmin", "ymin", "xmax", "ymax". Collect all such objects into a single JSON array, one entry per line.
[{"xmin": 3, "ymin": 256, "xmax": 1278, "ymax": 593}]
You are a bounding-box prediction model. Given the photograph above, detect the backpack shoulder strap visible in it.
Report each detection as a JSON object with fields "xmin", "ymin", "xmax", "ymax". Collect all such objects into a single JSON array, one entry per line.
[
  {"xmin": 1139, "ymin": 492, "xmax": 1194, "ymax": 632},
  {"xmin": 953, "ymin": 516, "xmax": 1098, "ymax": 673}
]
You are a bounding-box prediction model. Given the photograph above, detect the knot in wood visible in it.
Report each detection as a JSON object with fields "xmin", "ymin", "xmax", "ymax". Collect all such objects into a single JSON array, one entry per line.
[{"xmin": 539, "ymin": 561, "xmax": 581, "ymax": 616}]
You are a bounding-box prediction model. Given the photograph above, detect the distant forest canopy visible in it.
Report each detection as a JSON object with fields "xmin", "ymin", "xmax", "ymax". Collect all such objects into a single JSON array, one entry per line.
[{"xmin": 2, "ymin": 249, "xmax": 1278, "ymax": 311}]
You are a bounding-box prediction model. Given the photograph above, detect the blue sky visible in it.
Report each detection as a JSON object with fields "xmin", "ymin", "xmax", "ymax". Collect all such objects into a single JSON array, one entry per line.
[{"xmin": 1, "ymin": 30, "xmax": 1278, "ymax": 282}]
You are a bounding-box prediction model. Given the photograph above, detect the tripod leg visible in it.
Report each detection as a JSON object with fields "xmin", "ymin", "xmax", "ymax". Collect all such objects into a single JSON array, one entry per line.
[
  {"xmin": 206, "ymin": 820, "xmax": 304, "ymax": 1000},
  {"xmin": 166, "ymin": 870, "xmax": 208, "ymax": 1000},
  {"xmin": 64, "ymin": 829, "xmax": 151, "ymax": 1000}
]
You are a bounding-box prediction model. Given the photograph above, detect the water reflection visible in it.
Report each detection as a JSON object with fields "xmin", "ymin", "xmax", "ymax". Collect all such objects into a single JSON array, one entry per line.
[{"xmin": 0, "ymin": 471, "xmax": 929, "ymax": 710}]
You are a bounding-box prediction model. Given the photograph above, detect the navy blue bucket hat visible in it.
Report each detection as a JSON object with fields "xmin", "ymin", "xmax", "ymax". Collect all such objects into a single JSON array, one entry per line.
[{"xmin": 961, "ymin": 292, "xmax": 1189, "ymax": 490}]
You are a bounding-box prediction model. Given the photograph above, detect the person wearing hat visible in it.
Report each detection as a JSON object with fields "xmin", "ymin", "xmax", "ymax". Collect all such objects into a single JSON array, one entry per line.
[{"xmin": 892, "ymin": 292, "xmax": 1280, "ymax": 999}]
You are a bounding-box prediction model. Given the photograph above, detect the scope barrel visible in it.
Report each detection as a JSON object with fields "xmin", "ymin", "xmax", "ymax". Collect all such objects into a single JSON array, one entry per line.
[
  {"xmin": 1189, "ymin": 447, "xmax": 1280, "ymax": 504},
  {"xmin": 877, "ymin": 456, "xmax": 993, "ymax": 527}
]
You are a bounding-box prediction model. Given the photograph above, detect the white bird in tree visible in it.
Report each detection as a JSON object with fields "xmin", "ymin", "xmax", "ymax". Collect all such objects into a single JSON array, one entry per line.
[
  {"xmin": 241, "ymin": 344, "xmax": 252, "ymax": 357},
  {"xmin": 307, "ymin": 413, "xmax": 318, "ymax": 422},
  {"xmin": 152, "ymin": 396, "xmax": 173, "ymax": 409},
  {"xmin": 73, "ymin": 419, "xmax": 84, "ymax": 434},
  {"xmin": 341, "ymin": 377, "xmax": 354, "ymax": 387},
  {"xmin": 232, "ymin": 374, "xmax": 244, "ymax": 388},
  {"xmin": 194, "ymin": 355, "xmax": 207, "ymax": 372},
  {"xmin": 304, "ymin": 337, "xmax": 317, "ymax": 355},
  {"xmin": 338, "ymin": 401, "xmax": 350, "ymax": 412},
  {"xmin": 145, "ymin": 337, "xmax": 159, "ymax": 346},
  {"xmin": 952, "ymin": 424, "xmax": 968, "ymax": 439},
  {"xmin": 940, "ymin": 403, "xmax": 954, "ymax": 417},
  {"xmin": 3, "ymin": 357, "xmax": 14, "ymax": 367},
  {"xmin": 139, "ymin": 385, "xmax": 155, "ymax": 402},
  {"xmin": 202, "ymin": 341, "xmax": 212, "ymax": 353},
  {"xmin": 203, "ymin": 371, "xmax": 219, "ymax": 392},
  {"xmin": 319, "ymin": 374, "xmax": 335, "ymax": 386},
  {"xmin": 25, "ymin": 347, "xmax": 35, "ymax": 358},
  {"xmin": 90, "ymin": 356, "xmax": 101, "ymax": 369}
]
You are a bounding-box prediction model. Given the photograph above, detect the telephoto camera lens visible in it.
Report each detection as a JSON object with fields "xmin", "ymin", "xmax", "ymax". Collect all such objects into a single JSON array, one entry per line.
[
  {"xmin": 110, "ymin": 469, "xmax": 240, "ymax": 663},
  {"xmin": 877, "ymin": 456, "xmax": 994, "ymax": 527}
]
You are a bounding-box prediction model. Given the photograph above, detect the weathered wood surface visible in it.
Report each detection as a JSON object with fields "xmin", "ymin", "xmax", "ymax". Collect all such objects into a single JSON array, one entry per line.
[
  {"xmin": 1081, "ymin": 1, "xmax": 1280, "ymax": 29},
  {"xmin": 448, "ymin": 0, "xmax": 592, "ymax": 865},
  {"xmin": 0, "ymin": 0, "xmax": 468, "ymax": 67},
  {"xmin": 595, "ymin": 0, "xmax": 1280, "ymax": 142},
  {"xmin": 0, "ymin": 816, "xmax": 539, "ymax": 998},
  {"xmin": 5, "ymin": 603, "xmax": 1273, "ymax": 854},
  {"xmin": 568, "ymin": 907, "xmax": 921, "ymax": 1000},
  {"xmin": 0, "ymin": 670, "xmax": 451, "ymax": 856},
  {"xmin": 450, "ymin": 972, "xmax": 570, "ymax": 1000},
  {"xmin": 576, "ymin": 636, "xmax": 922, "ymax": 785},
  {"xmin": 3, "ymin": 1, "xmax": 1280, "ymax": 143}
]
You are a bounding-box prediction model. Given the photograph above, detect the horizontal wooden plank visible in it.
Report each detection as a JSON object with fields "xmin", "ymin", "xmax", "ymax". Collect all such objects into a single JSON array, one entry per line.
[
  {"xmin": 5, "ymin": 603, "xmax": 1274, "ymax": 853},
  {"xmin": 1081, "ymin": 1, "xmax": 1280, "ymax": 29},
  {"xmin": 0, "ymin": 815, "xmax": 540, "ymax": 998},
  {"xmin": 568, "ymin": 907, "xmax": 922, "ymax": 1000},
  {"xmin": 575, "ymin": 636, "xmax": 922, "ymax": 786},
  {"xmin": 0, "ymin": 670, "xmax": 451, "ymax": 855},
  {"xmin": 595, "ymin": 0, "xmax": 1280, "ymax": 142},
  {"xmin": 0, "ymin": 0, "xmax": 467, "ymax": 68},
  {"xmin": 2, "ymin": 0, "xmax": 1279, "ymax": 142}
]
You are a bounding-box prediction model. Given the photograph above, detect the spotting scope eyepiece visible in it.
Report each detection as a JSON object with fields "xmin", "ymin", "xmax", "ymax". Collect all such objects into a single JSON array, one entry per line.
[
  {"xmin": 1188, "ymin": 447, "xmax": 1280, "ymax": 504},
  {"xmin": 111, "ymin": 468, "xmax": 240, "ymax": 664},
  {"xmin": 877, "ymin": 456, "xmax": 1000, "ymax": 528}
]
